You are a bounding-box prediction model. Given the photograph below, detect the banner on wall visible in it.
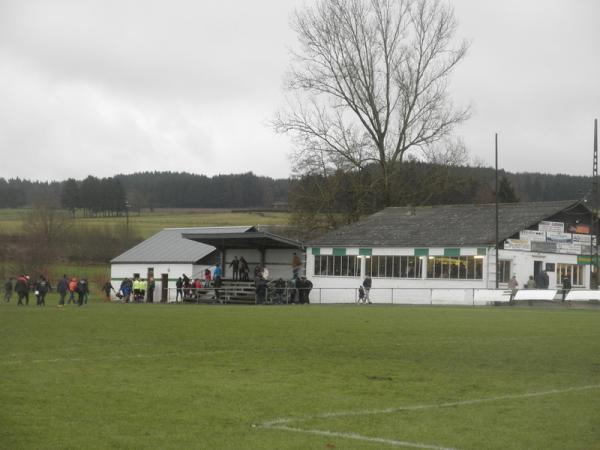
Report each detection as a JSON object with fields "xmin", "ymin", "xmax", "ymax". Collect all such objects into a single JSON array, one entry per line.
[
  {"xmin": 531, "ymin": 241, "xmax": 557, "ymax": 253},
  {"xmin": 504, "ymin": 239, "xmax": 531, "ymax": 251},
  {"xmin": 539, "ymin": 221, "xmax": 564, "ymax": 233},
  {"xmin": 567, "ymin": 223, "xmax": 591, "ymax": 234},
  {"xmin": 520, "ymin": 230, "xmax": 546, "ymax": 242},
  {"xmin": 546, "ymin": 232, "xmax": 572, "ymax": 244},
  {"xmin": 556, "ymin": 243, "xmax": 582, "ymax": 254},
  {"xmin": 571, "ymin": 233, "xmax": 596, "ymax": 245}
]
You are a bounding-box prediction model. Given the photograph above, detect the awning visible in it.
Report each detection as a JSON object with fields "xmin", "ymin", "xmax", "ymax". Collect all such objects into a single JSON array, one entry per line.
[{"xmin": 183, "ymin": 231, "xmax": 304, "ymax": 250}]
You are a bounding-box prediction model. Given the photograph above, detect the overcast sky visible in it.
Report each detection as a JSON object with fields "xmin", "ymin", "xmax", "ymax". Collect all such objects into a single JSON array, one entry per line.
[{"xmin": 0, "ymin": 0, "xmax": 598, "ymax": 182}]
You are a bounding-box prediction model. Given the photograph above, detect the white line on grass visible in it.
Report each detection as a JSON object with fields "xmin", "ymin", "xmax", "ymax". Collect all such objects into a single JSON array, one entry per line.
[
  {"xmin": 261, "ymin": 383, "xmax": 600, "ymax": 426},
  {"xmin": 266, "ymin": 425, "xmax": 457, "ymax": 450},
  {"xmin": 0, "ymin": 349, "xmax": 241, "ymax": 365},
  {"xmin": 258, "ymin": 384, "xmax": 600, "ymax": 448}
]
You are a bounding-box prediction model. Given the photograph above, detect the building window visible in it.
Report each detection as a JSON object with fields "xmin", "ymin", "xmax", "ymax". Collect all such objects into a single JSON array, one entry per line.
[
  {"xmin": 314, "ymin": 255, "xmax": 361, "ymax": 277},
  {"xmin": 365, "ymin": 256, "xmax": 423, "ymax": 278},
  {"xmin": 556, "ymin": 263, "xmax": 584, "ymax": 287},
  {"xmin": 498, "ymin": 260, "xmax": 511, "ymax": 284},
  {"xmin": 426, "ymin": 256, "xmax": 483, "ymax": 280}
]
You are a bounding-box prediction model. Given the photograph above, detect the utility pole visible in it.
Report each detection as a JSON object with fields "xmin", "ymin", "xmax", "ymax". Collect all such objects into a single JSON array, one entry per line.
[
  {"xmin": 593, "ymin": 119, "xmax": 598, "ymax": 288},
  {"xmin": 495, "ymin": 133, "xmax": 499, "ymax": 289}
]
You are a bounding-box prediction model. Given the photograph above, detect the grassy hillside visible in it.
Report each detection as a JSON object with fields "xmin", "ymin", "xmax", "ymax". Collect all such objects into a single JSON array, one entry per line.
[
  {"xmin": 1, "ymin": 301, "xmax": 598, "ymax": 449},
  {"xmin": 0, "ymin": 208, "xmax": 291, "ymax": 238}
]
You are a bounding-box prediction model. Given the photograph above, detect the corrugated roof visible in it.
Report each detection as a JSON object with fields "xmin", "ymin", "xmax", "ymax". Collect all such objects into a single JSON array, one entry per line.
[
  {"xmin": 111, "ymin": 227, "xmax": 232, "ymax": 264},
  {"xmin": 309, "ymin": 200, "xmax": 586, "ymax": 247}
]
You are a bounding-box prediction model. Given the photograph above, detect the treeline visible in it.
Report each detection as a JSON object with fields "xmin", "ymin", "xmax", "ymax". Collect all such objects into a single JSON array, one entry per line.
[
  {"xmin": 0, "ymin": 172, "xmax": 289, "ymax": 211},
  {"xmin": 289, "ymin": 162, "xmax": 593, "ymax": 233},
  {"xmin": 0, "ymin": 168, "xmax": 593, "ymax": 211},
  {"xmin": 117, "ymin": 172, "xmax": 289, "ymax": 211}
]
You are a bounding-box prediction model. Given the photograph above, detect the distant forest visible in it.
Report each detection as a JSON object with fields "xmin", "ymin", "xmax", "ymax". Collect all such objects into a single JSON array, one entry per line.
[{"xmin": 0, "ymin": 166, "xmax": 594, "ymax": 212}]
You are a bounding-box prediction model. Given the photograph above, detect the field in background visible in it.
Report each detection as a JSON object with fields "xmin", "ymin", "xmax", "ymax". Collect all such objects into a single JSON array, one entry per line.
[
  {"xmin": 1, "ymin": 301, "xmax": 598, "ymax": 449},
  {"xmin": 0, "ymin": 208, "xmax": 291, "ymax": 238}
]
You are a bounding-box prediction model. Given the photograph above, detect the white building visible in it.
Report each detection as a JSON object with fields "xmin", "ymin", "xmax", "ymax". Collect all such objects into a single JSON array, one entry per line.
[
  {"xmin": 111, "ymin": 226, "xmax": 305, "ymax": 301},
  {"xmin": 305, "ymin": 201, "xmax": 597, "ymax": 304}
]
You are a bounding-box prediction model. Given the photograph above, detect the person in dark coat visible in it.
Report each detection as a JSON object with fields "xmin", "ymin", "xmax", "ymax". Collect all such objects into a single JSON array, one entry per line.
[
  {"xmin": 35, "ymin": 275, "xmax": 50, "ymax": 307},
  {"xmin": 297, "ymin": 276, "xmax": 313, "ymax": 304},
  {"xmin": 146, "ymin": 277, "xmax": 155, "ymax": 303},
  {"xmin": 229, "ymin": 256, "xmax": 240, "ymax": 281},
  {"xmin": 102, "ymin": 280, "xmax": 114, "ymax": 302},
  {"xmin": 57, "ymin": 275, "xmax": 69, "ymax": 307},
  {"xmin": 15, "ymin": 275, "xmax": 29, "ymax": 306},
  {"xmin": 562, "ymin": 276, "xmax": 571, "ymax": 302},
  {"xmin": 76, "ymin": 279, "xmax": 86, "ymax": 306},
  {"xmin": 4, "ymin": 277, "xmax": 13, "ymax": 302},
  {"xmin": 255, "ymin": 276, "xmax": 267, "ymax": 304},
  {"xmin": 239, "ymin": 257, "xmax": 249, "ymax": 281},
  {"xmin": 362, "ymin": 276, "xmax": 372, "ymax": 304}
]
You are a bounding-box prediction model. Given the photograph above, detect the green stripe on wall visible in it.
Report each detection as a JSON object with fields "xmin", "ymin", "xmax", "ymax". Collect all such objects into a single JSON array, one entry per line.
[
  {"xmin": 311, "ymin": 248, "xmax": 321, "ymax": 255},
  {"xmin": 359, "ymin": 248, "xmax": 372, "ymax": 256},
  {"xmin": 477, "ymin": 248, "xmax": 487, "ymax": 256},
  {"xmin": 444, "ymin": 248, "xmax": 460, "ymax": 257},
  {"xmin": 414, "ymin": 248, "xmax": 429, "ymax": 256},
  {"xmin": 332, "ymin": 248, "xmax": 347, "ymax": 256}
]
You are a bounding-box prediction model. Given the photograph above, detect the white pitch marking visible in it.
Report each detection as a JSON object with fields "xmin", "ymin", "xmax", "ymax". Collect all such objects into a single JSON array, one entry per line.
[
  {"xmin": 259, "ymin": 384, "xmax": 600, "ymax": 449},
  {"xmin": 0, "ymin": 349, "xmax": 240, "ymax": 365},
  {"xmin": 267, "ymin": 425, "xmax": 457, "ymax": 450},
  {"xmin": 261, "ymin": 383, "xmax": 600, "ymax": 427}
]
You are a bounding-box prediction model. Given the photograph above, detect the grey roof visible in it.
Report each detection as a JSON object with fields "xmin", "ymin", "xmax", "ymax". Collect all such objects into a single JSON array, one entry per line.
[
  {"xmin": 183, "ymin": 225, "xmax": 304, "ymax": 250},
  {"xmin": 110, "ymin": 227, "xmax": 237, "ymax": 264},
  {"xmin": 309, "ymin": 200, "xmax": 587, "ymax": 248}
]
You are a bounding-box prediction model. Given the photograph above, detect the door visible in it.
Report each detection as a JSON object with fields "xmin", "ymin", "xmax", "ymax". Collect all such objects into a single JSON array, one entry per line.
[{"xmin": 161, "ymin": 274, "xmax": 168, "ymax": 303}]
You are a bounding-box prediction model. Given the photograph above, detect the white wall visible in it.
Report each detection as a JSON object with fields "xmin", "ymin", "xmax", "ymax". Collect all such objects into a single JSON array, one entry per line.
[
  {"xmin": 498, "ymin": 249, "xmax": 587, "ymax": 289},
  {"xmin": 111, "ymin": 263, "xmax": 194, "ymax": 302},
  {"xmin": 305, "ymin": 245, "xmax": 592, "ymax": 303}
]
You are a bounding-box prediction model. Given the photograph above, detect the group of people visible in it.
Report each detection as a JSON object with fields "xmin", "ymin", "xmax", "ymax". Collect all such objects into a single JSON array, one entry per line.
[
  {"xmin": 175, "ymin": 265, "xmax": 223, "ymax": 302},
  {"xmin": 116, "ymin": 276, "xmax": 155, "ymax": 303},
  {"xmin": 508, "ymin": 270, "xmax": 572, "ymax": 302},
  {"xmin": 228, "ymin": 256, "xmax": 251, "ymax": 281},
  {"xmin": 3, "ymin": 274, "xmax": 91, "ymax": 307}
]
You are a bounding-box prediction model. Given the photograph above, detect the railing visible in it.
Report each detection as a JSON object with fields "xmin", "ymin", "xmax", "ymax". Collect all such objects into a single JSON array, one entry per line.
[{"xmin": 117, "ymin": 286, "xmax": 600, "ymax": 306}]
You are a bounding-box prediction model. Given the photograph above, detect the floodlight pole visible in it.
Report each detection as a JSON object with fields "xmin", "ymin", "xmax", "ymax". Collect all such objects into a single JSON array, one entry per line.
[
  {"xmin": 495, "ymin": 133, "xmax": 499, "ymax": 289},
  {"xmin": 593, "ymin": 119, "xmax": 598, "ymax": 288}
]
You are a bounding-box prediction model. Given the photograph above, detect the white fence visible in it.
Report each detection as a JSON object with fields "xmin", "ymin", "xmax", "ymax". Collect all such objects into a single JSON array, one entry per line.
[{"xmin": 120, "ymin": 286, "xmax": 600, "ymax": 306}]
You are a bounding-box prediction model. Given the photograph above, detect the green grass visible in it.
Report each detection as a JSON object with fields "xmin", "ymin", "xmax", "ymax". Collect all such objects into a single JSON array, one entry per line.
[
  {"xmin": 0, "ymin": 208, "xmax": 291, "ymax": 238},
  {"xmin": 1, "ymin": 300, "xmax": 599, "ymax": 449}
]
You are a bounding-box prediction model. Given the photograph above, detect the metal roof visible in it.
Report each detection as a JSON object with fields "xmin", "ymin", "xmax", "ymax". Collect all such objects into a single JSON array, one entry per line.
[
  {"xmin": 111, "ymin": 227, "xmax": 223, "ymax": 264},
  {"xmin": 183, "ymin": 226, "xmax": 304, "ymax": 250},
  {"xmin": 309, "ymin": 200, "xmax": 589, "ymax": 248}
]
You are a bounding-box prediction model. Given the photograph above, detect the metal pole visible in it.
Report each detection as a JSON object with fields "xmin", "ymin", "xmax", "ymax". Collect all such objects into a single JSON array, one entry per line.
[
  {"xmin": 495, "ymin": 133, "xmax": 499, "ymax": 289},
  {"xmin": 593, "ymin": 118, "xmax": 599, "ymax": 287}
]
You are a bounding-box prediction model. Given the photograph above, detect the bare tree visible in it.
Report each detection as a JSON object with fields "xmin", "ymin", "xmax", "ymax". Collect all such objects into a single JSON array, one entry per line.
[{"xmin": 275, "ymin": 0, "xmax": 469, "ymax": 206}]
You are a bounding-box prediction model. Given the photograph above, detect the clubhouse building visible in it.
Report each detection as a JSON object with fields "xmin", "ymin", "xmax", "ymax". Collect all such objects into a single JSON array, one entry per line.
[{"xmin": 111, "ymin": 200, "xmax": 598, "ymax": 303}]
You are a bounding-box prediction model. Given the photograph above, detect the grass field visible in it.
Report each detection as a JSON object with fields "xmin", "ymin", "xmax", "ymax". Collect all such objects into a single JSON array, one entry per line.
[
  {"xmin": 1, "ymin": 299, "xmax": 599, "ymax": 449},
  {"xmin": 0, "ymin": 208, "xmax": 291, "ymax": 238}
]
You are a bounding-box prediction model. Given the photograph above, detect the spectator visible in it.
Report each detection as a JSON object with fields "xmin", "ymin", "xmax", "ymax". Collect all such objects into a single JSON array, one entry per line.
[
  {"xmin": 508, "ymin": 275, "xmax": 518, "ymax": 303},
  {"xmin": 229, "ymin": 256, "xmax": 240, "ymax": 281},
  {"xmin": 35, "ymin": 275, "xmax": 50, "ymax": 307},
  {"xmin": 526, "ymin": 276, "xmax": 536, "ymax": 289},
  {"xmin": 239, "ymin": 257, "xmax": 249, "ymax": 281},
  {"xmin": 292, "ymin": 252, "xmax": 302, "ymax": 278},
  {"xmin": 102, "ymin": 280, "xmax": 114, "ymax": 302},
  {"xmin": 255, "ymin": 276, "xmax": 267, "ymax": 304},
  {"xmin": 76, "ymin": 279, "xmax": 86, "ymax": 306},
  {"xmin": 4, "ymin": 277, "xmax": 13, "ymax": 303},
  {"xmin": 362, "ymin": 275, "xmax": 372, "ymax": 304},
  {"xmin": 147, "ymin": 277, "xmax": 155, "ymax": 303},
  {"xmin": 57, "ymin": 275, "xmax": 69, "ymax": 307},
  {"xmin": 273, "ymin": 278, "xmax": 286, "ymax": 304},
  {"xmin": 204, "ymin": 269, "xmax": 212, "ymax": 288},
  {"xmin": 297, "ymin": 276, "xmax": 313, "ymax": 304},
  {"xmin": 175, "ymin": 277, "xmax": 183, "ymax": 302},
  {"xmin": 68, "ymin": 278, "xmax": 78, "ymax": 304},
  {"xmin": 562, "ymin": 276, "xmax": 572, "ymax": 302},
  {"xmin": 15, "ymin": 275, "xmax": 29, "ymax": 306}
]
